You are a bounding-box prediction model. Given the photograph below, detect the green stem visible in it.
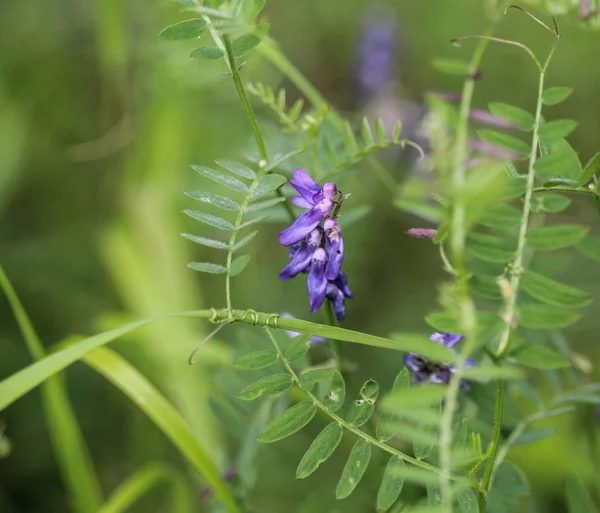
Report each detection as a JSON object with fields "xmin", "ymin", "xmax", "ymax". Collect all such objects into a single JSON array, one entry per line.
[
  {"xmin": 264, "ymin": 328, "xmax": 470, "ymax": 484},
  {"xmin": 478, "ymin": 379, "xmax": 504, "ymax": 510}
]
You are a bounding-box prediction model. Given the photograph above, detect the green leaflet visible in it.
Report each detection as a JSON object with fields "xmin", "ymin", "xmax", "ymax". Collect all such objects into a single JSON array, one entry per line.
[
  {"xmin": 488, "ymin": 102, "xmax": 535, "ymax": 131},
  {"xmin": 257, "ymin": 401, "xmax": 316, "ymax": 443},
  {"xmin": 533, "ymin": 140, "xmax": 582, "ymax": 180},
  {"xmin": 191, "ymin": 46, "xmax": 225, "ymax": 60},
  {"xmin": 184, "ymin": 190, "xmax": 240, "ymax": 211},
  {"xmin": 521, "ymin": 271, "xmax": 592, "ymax": 308},
  {"xmin": 578, "ymin": 152, "xmax": 600, "ymax": 185},
  {"xmin": 250, "ymin": 174, "xmax": 287, "ymax": 199},
  {"xmin": 542, "ymin": 86, "xmax": 573, "ymax": 106},
  {"xmin": 532, "ymin": 193, "xmax": 571, "ymax": 213},
  {"xmin": 215, "ymin": 160, "xmax": 256, "ymax": 180},
  {"xmin": 187, "ymin": 262, "xmax": 227, "ymax": 274},
  {"xmin": 180, "ymin": 233, "xmax": 229, "ymax": 250},
  {"xmin": 526, "ymin": 225, "xmax": 589, "ymax": 250},
  {"xmin": 494, "ymin": 461, "xmax": 530, "ymax": 497},
  {"xmin": 466, "ymin": 232, "xmax": 515, "ymax": 263},
  {"xmin": 576, "ymin": 235, "xmax": 600, "ymax": 262},
  {"xmin": 231, "ymin": 23, "xmax": 269, "ymax": 58},
  {"xmin": 192, "ymin": 164, "xmax": 249, "ymax": 192},
  {"xmin": 245, "ymin": 197, "xmax": 286, "ymax": 213},
  {"xmin": 283, "ymin": 333, "xmax": 312, "ymax": 362},
  {"xmin": 511, "ymin": 427, "xmax": 557, "ymax": 447},
  {"xmin": 346, "ymin": 399, "xmax": 375, "ymax": 427},
  {"xmin": 478, "ymin": 203, "xmax": 522, "ymax": 229},
  {"xmin": 565, "ymin": 473, "xmax": 595, "ymax": 513},
  {"xmin": 457, "ymin": 487, "xmax": 478, "ymax": 512},
  {"xmin": 376, "ymin": 456, "xmax": 406, "ymax": 510},
  {"xmin": 229, "ymin": 254, "xmax": 251, "ymax": 277},
  {"xmin": 471, "ymin": 274, "xmax": 502, "ymax": 301},
  {"xmin": 322, "ymin": 370, "xmax": 345, "ymax": 412},
  {"xmin": 477, "ymin": 129, "xmax": 531, "ymax": 155},
  {"xmin": 413, "ymin": 401, "xmax": 440, "ymax": 461},
  {"xmin": 296, "ymin": 423, "xmax": 343, "ymax": 479},
  {"xmin": 233, "ymin": 350, "xmax": 279, "ymax": 370},
  {"xmin": 510, "ymin": 340, "xmax": 571, "ymax": 369},
  {"xmin": 160, "ymin": 19, "xmax": 206, "ymax": 40},
  {"xmin": 299, "ymin": 368, "xmax": 334, "ymax": 391},
  {"xmin": 538, "ymin": 119, "xmax": 578, "ymax": 145},
  {"xmin": 238, "ymin": 374, "xmax": 293, "ymax": 400},
  {"xmin": 519, "ymin": 303, "xmax": 581, "ymax": 329},
  {"xmin": 425, "ymin": 310, "xmax": 500, "ymax": 334},
  {"xmin": 463, "ymin": 365, "xmax": 524, "ymax": 382},
  {"xmin": 232, "ymin": 231, "xmax": 258, "ymax": 252},
  {"xmin": 335, "ymin": 439, "xmax": 371, "ymax": 499},
  {"xmin": 183, "ymin": 210, "xmax": 234, "ymax": 231}
]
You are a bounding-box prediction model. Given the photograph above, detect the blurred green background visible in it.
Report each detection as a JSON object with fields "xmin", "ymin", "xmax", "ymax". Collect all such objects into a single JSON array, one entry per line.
[{"xmin": 1, "ymin": 0, "xmax": 600, "ymax": 512}]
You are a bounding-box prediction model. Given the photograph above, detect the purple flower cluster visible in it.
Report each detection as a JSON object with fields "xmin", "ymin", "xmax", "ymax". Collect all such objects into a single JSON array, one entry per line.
[
  {"xmin": 279, "ymin": 170, "xmax": 352, "ymax": 321},
  {"xmin": 405, "ymin": 332, "xmax": 474, "ymax": 388}
]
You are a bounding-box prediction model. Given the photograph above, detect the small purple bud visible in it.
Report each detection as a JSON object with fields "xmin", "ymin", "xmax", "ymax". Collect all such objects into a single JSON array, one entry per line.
[
  {"xmin": 289, "ymin": 169, "xmax": 322, "ymax": 204},
  {"xmin": 406, "ymin": 228, "xmax": 437, "ymax": 240},
  {"xmin": 314, "ymin": 182, "xmax": 338, "ymax": 203},
  {"xmin": 278, "ymin": 199, "xmax": 334, "ymax": 246},
  {"xmin": 279, "ymin": 228, "xmax": 323, "ymax": 280},
  {"xmin": 468, "ymin": 139, "xmax": 521, "ymax": 161},
  {"xmin": 324, "ymin": 217, "xmax": 344, "ymax": 280},
  {"xmin": 307, "ymin": 248, "xmax": 328, "ymax": 312},
  {"xmin": 469, "ymin": 109, "xmax": 516, "ymax": 130}
]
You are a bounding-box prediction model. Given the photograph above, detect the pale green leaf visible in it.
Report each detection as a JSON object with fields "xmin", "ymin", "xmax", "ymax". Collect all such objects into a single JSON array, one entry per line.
[
  {"xmin": 457, "ymin": 487, "xmax": 478, "ymax": 512},
  {"xmin": 336, "ymin": 439, "xmax": 371, "ymax": 499},
  {"xmin": 463, "ymin": 366, "xmax": 524, "ymax": 382},
  {"xmin": 375, "ymin": 117, "xmax": 387, "ymax": 144},
  {"xmin": 534, "ymin": 194, "xmax": 571, "ymax": 213},
  {"xmin": 526, "ymin": 225, "xmax": 589, "ymax": 250},
  {"xmin": 511, "ymin": 427, "xmax": 557, "ymax": 446},
  {"xmin": 361, "ymin": 117, "xmax": 375, "ymax": 147},
  {"xmin": 180, "ymin": 233, "xmax": 228, "ymax": 250},
  {"xmin": 494, "ymin": 461, "xmax": 530, "ymax": 497},
  {"xmin": 377, "ymin": 456, "xmax": 406, "ymax": 511},
  {"xmin": 538, "ymin": 120, "xmax": 578, "ymax": 144},
  {"xmin": 414, "ymin": 402, "xmax": 440, "ymax": 460},
  {"xmin": 360, "ymin": 379, "xmax": 379, "ymax": 401},
  {"xmin": 565, "ymin": 473, "xmax": 595, "ymax": 513},
  {"xmin": 192, "ymin": 165, "xmax": 249, "ymax": 192},
  {"xmin": 250, "ymin": 174, "xmax": 287, "ymax": 199},
  {"xmin": 576, "ymin": 235, "xmax": 600, "ymax": 262},
  {"xmin": 245, "ymin": 197, "xmax": 286, "ymax": 213},
  {"xmin": 160, "ymin": 19, "xmax": 206, "ymax": 40},
  {"xmin": 229, "ymin": 254, "xmax": 251, "ymax": 277},
  {"xmin": 471, "ymin": 274, "xmax": 502, "ymax": 301},
  {"xmin": 533, "ymin": 140, "xmax": 582, "ymax": 180},
  {"xmin": 190, "ymin": 46, "xmax": 224, "ymax": 60},
  {"xmin": 479, "ymin": 203, "xmax": 522, "ymax": 229},
  {"xmin": 519, "ymin": 304, "xmax": 581, "ymax": 329},
  {"xmin": 187, "ymin": 262, "xmax": 227, "ymax": 274},
  {"xmin": 346, "ymin": 399, "xmax": 375, "ymax": 427},
  {"xmin": 542, "ymin": 87, "xmax": 573, "ymax": 106},
  {"xmin": 283, "ymin": 333, "xmax": 312, "ymax": 362},
  {"xmin": 184, "ymin": 190, "xmax": 240, "ymax": 210},
  {"xmin": 257, "ymin": 401, "xmax": 316, "ymax": 443},
  {"xmin": 296, "ymin": 423, "xmax": 343, "ymax": 479},
  {"xmin": 466, "ymin": 233, "xmax": 515, "ymax": 263},
  {"xmin": 510, "ymin": 341, "xmax": 571, "ymax": 369},
  {"xmin": 233, "ymin": 350, "xmax": 278, "ymax": 370},
  {"xmin": 488, "ymin": 103, "xmax": 535, "ymax": 131},
  {"xmin": 299, "ymin": 369, "xmax": 333, "ymax": 391},
  {"xmin": 579, "ymin": 152, "xmax": 600, "ymax": 185},
  {"xmin": 238, "ymin": 374, "xmax": 293, "ymax": 400},
  {"xmin": 232, "ymin": 23, "xmax": 269, "ymax": 57},
  {"xmin": 323, "ymin": 370, "xmax": 345, "ymax": 413},
  {"xmin": 183, "ymin": 210, "xmax": 234, "ymax": 230},
  {"xmin": 521, "ymin": 271, "xmax": 592, "ymax": 308},
  {"xmin": 232, "ymin": 231, "xmax": 258, "ymax": 252},
  {"xmin": 215, "ymin": 160, "xmax": 256, "ymax": 180},
  {"xmin": 477, "ymin": 130, "xmax": 530, "ymax": 155},
  {"xmin": 265, "ymin": 150, "xmax": 303, "ymax": 172}
]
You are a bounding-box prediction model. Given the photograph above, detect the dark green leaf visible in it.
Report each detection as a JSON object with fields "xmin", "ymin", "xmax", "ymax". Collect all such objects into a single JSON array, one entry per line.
[
  {"xmin": 283, "ymin": 333, "xmax": 311, "ymax": 362},
  {"xmin": 246, "ymin": 197, "xmax": 286, "ymax": 213},
  {"xmin": 579, "ymin": 152, "xmax": 600, "ymax": 185},
  {"xmin": 323, "ymin": 370, "xmax": 345, "ymax": 412},
  {"xmin": 526, "ymin": 225, "xmax": 589, "ymax": 250},
  {"xmin": 511, "ymin": 426, "xmax": 556, "ymax": 446},
  {"xmin": 376, "ymin": 367, "xmax": 410, "ymax": 442},
  {"xmin": 487, "ymin": 489, "xmax": 519, "ymax": 513},
  {"xmin": 576, "ymin": 235, "xmax": 600, "ymax": 262},
  {"xmin": 250, "ymin": 174, "xmax": 287, "ymax": 199},
  {"xmin": 376, "ymin": 456, "xmax": 406, "ymax": 511},
  {"xmin": 510, "ymin": 340, "xmax": 571, "ymax": 369},
  {"xmin": 184, "ymin": 190, "xmax": 240, "ymax": 210},
  {"xmin": 488, "ymin": 103, "xmax": 535, "ymax": 131},
  {"xmin": 215, "ymin": 160, "xmax": 256, "ymax": 180},
  {"xmin": 495, "ymin": 461, "xmax": 530, "ymax": 497},
  {"xmin": 457, "ymin": 487, "xmax": 478, "ymax": 512},
  {"xmin": 432, "ymin": 57, "xmax": 470, "ymax": 75},
  {"xmin": 519, "ymin": 304, "xmax": 581, "ymax": 329},
  {"xmin": 232, "ymin": 231, "xmax": 258, "ymax": 252},
  {"xmin": 533, "ymin": 140, "xmax": 582, "ymax": 180},
  {"xmin": 471, "ymin": 274, "xmax": 502, "ymax": 301},
  {"xmin": 257, "ymin": 401, "xmax": 316, "ymax": 442},
  {"xmin": 414, "ymin": 402, "xmax": 440, "ymax": 460},
  {"xmin": 229, "ymin": 254, "xmax": 251, "ymax": 277},
  {"xmin": 466, "ymin": 233, "xmax": 515, "ymax": 263},
  {"xmin": 190, "ymin": 46, "xmax": 224, "ymax": 60},
  {"xmin": 238, "ymin": 374, "xmax": 293, "ymax": 400},
  {"xmin": 233, "ymin": 350, "xmax": 278, "ymax": 370},
  {"xmin": 479, "ymin": 203, "xmax": 522, "ymax": 229},
  {"xmin": 187, "ymin": 262, "xmax": 227, "ymax": 274},
  {"xmin": 192, "ymin": 165, "xmax": 249, "ymax": 192},
  {"xmin": 336, "ymin": 439, "xmax": 371, "ymax": 499},
  {"xmin": 477, "ymin": 130, "xmax": 530, "ymax": 155},
  {"xmin": 360, "ymin": 380, "xmax": 379, "ymax": 401},
  {"xmin": 542, "ymin": 87, "xmax": 573, "ymax": 106},
  {"xmin": 180, "ymin": 233, "xmax": 228, "ymax": 250},
  {"xmin": 160, "ymin": 19, "xmax": 206, "ymax": 40},
  {"xmin": 534, "ymin": 194, "xmax": 571, "ymax": 213},
  {"xmin": 500, "ymin": 177, "xmax": 527, "ymax": 200},
  {"xmin": 296, "ymin": 423, "xmax": 343, "ymax": 479},
  {"xmin": 299, "ymin": 369, "xmax": 333, "ymax": 391},
  {"xmin": 231, "ymin": 23, "xmax": 269, "ymax": 57},
  {"xmin": 565, "ymin": 473, "xmax": 595, "ymax": 513},
  {"xmin": 183, "ymin": 210, "xmax": 234, "ymax": 231},
  {"xmin": 521, "ymin": 271, "xmax": 592, "ymax": 308},
  {"xmin": 346, "ymin": 399, "xmax": 375, "ymax": 427},
  {"xmin": 427, "ymin": 483, "xmax": 442, "ymax": 505},
  {"xmin": 538, "ymin": 120, "xmax": 578, "ymax": 144}
]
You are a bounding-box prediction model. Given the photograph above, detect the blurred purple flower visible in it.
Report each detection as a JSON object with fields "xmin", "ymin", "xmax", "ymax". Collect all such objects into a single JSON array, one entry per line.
[
  {"xmin": 469, "ymin": 139, "xmax": 521, "ymax": 161},
  {"xmin": 279, "ymin": 170, "xmax": 352, "ymax": 321},
  {"xmin": 404, "ymin": 332, "xmax": 475, "ymax": 388},
  {"xmin": 469, "ymin": 109, "xmax": 516, "ymax": 130},
  {"xmin": 406, "ymin": 228, "xmax": 437, "ymax": 240},
  {"xmin": 282, "ymin": 313, "xmax": 328, "ymax": 346}
]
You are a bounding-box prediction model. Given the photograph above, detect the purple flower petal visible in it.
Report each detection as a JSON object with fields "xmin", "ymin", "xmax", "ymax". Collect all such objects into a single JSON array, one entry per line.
[
  {"xmin": 278, "ymin": 199, "xmax": 334, "ymax": 246},
  {"xmin": 326, "ymin": 282, "xmax": 347, "ymax": 321},
  {"xmin": 279, "ymin": 229, "xmax": 322, "ymax": 280},
  {"xmin": 307, "ymin": 248, "xmax": 328, "ymax": 312},
  {"xmin": 324, "ymin": 217, "xmax": 344, "ymax": 280},
  {"xmin": 469, "ymin": 109, "xmax": 516, "ymax": 130},
  {"xmin": 291, "ymin": 195, "xmax": 314, "ymax": 209},
  {"xmin": 313, "ymin": 183, "xmax": 338, "ymax": 204},
  {"xmin": 430, "ymin": 332, "xmax": 462, "ymax": 348},
  {"xmin": 333, "ymin": 271, "xmax": 353, "ymax": 298},
  {"xmin": 289, "ymin": 169, "xmax": 322, "ymax": 203}
]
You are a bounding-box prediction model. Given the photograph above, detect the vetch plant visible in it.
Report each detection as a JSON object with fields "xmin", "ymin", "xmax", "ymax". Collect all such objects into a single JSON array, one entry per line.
[{"xmin": 2, "ymin": 2, "xmax": 600, "ymax": 513}]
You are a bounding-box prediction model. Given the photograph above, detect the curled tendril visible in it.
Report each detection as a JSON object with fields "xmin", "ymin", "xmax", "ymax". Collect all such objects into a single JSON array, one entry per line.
[
  {"xmin": 504, "ymin": 5, "xmax": 559, "ymax": 36},
  {"xmin": 188, "ymin": 322, "xmax": 227, "ymax": 365},
  {"xmin": 401, "ymin": 139, "xmax": 426, "ymax": 161},
  {"xmin": 209, "ymin": 307, "xmax": 221, "ymax": 324},
  {"xmin": 241, "ymin": 309, "xmax": 259, "ymax": 325},
  {"xmin": 266, "ymin": 313, "xmax": 280, "ymax": 329}
]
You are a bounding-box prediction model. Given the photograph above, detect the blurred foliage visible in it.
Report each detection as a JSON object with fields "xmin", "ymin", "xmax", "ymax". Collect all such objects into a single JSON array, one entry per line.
[{"xmin": 1, "ymin": 0, "xmax": 600, "ymax": 512}]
